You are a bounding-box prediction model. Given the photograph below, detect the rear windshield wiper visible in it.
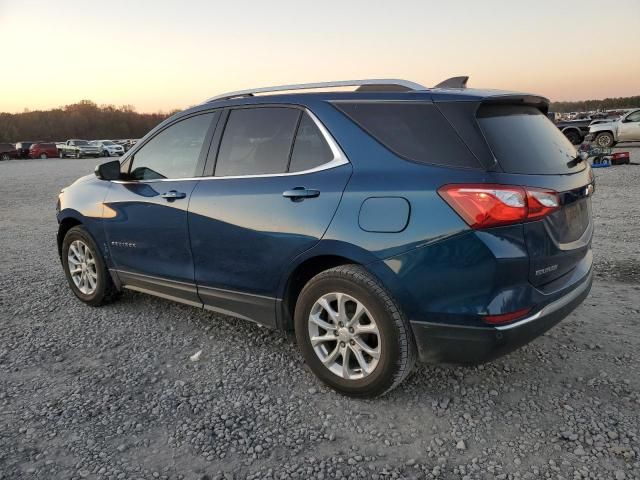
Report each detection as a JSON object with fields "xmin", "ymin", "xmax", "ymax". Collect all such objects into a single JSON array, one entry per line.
[{"xmin": 567, "ymin": 151, "xmax": 588, "ymax": 168}]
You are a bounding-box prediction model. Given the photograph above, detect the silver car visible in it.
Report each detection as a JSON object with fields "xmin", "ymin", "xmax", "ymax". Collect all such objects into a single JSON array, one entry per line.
[{"xmin": 588, "ymin": 109, "xmax": 640, "ymax": 147}]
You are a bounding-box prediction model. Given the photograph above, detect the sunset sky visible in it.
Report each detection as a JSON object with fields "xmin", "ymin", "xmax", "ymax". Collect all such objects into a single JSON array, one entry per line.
[{"xmin": 2, "ymin": 0, "xmax": 639, "ymax": 113}]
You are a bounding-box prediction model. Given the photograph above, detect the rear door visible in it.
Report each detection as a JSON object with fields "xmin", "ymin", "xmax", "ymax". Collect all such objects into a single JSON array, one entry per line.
[
  {"xmin": 103, "ymin": 111, "xmax": 218, "ymax": 304},
  {"xmin": 188, "ymin": 106, "xmax": 351, "ymax": 326},
  {"xmin": 475, "ymin": 104, "xmax": 594, "ymax": 286}
]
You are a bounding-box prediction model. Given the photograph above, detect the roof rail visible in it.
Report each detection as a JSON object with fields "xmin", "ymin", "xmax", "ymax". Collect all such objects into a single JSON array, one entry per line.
[
  {"xmin": 203, "ymin": 79, "xmax": 427, "ymax": 103},
  {"xmin": 434, "ymin": 76, "xmax": 469, "ymax": 88}
]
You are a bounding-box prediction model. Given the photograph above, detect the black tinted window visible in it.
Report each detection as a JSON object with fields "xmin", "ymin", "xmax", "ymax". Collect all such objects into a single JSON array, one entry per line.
[
  {"xmin": 130, "ymin": 113, "xmax": 214, "ymax": 180},
  {"xmin": 477, "ymin": 105, "xmax": 583, "ymax": 174},
  {"xmin": 289, "ymin": 113, "xmax": 333, "ymax": 172},
  {"xmin": 333, "ymin": 102, "xmax": 480, "ymax": 168},
  {"xmin": 215, "ymin": 108, "xmax": 300, "ymax": 176}
]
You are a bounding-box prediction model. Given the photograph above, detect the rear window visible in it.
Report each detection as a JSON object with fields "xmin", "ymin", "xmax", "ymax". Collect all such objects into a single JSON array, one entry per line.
[
  {"xmin": 333, "ymin": 102, "xmax": 480, "ymax": 169},
  {"xmin": 477, "ymin": 105, "xmax": 583, "ymax": 174}
]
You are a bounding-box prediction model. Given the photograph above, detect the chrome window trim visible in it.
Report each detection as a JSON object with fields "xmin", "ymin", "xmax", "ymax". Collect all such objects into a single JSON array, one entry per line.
[{"xmin": 112, "ymin": 108, "xmax": 349, "ymax": 184}]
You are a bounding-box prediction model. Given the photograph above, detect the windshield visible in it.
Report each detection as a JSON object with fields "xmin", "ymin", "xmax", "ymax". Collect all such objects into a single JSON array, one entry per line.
[
  {"xmin": 101, "ymin": 140, "xmax": 115, "ymax": 145},
  {"xmin": 477, "ymin": 105, "xmax": 585, "ymax": 175},
  {"xmin": 74, "ymin": 140, "xmax": 89, "ymax": 146}
]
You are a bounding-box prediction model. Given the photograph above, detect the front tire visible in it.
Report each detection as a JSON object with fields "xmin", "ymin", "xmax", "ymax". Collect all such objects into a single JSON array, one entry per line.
[
  {"xmin": 62, "ymin": 226, "xmax": 118, "ymax": 306},
  {"xmin": 295, "ymin": 265, "xmax": 416, "ymax": 397},
  {"xmin": 75, "ymin": 151, "xmax": 81, "ymax": 159},
  {"xmin": 594, "ymin": 132, "xmax": 615, "ymax": 148},
  {"xmin": 40, "ymin": 153, "xmax": 48, "ymax": 159},
  {"xmin": 103, "ymin": 150, "xmax": 110, "ymax": 157}
]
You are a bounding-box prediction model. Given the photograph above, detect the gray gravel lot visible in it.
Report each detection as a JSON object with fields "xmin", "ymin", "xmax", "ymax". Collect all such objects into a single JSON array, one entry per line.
[{"xmin": 1, "ymin": 147, "xmax": 639, "ymax": 480}]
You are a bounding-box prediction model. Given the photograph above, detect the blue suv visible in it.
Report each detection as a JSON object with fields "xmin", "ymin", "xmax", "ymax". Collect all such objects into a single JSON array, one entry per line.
[{"xmin": 57, "ymin": 78, "xmax": 594, "ymax": 397}]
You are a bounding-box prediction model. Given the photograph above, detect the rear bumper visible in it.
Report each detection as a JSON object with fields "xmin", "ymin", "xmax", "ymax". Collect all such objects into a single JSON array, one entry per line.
[{"xmin": 410, "ymin": 268, "xmax": 592, "ymax": 364}]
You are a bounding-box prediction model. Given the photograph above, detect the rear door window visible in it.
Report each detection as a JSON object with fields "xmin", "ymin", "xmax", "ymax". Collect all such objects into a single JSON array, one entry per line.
[
  {"xmin": 477, "ymin": 105, "xmax": 584, "ymax": 174},
  {"xmin": 215, "ymin": 107, "xmax": 300, "ymax": 176},
  {"xmin": 333, "ymin": 101, "xmax": 480, "ymax": 169},
  {"xmin": 289, "ymin": 113, "xmax": 334, "ymax": 172}
]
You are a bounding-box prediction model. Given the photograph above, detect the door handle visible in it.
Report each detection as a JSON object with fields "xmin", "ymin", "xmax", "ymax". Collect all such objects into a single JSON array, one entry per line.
[
  {"xmin": 160, "ymin": 190, "xmax": 187, "ymax": 201},
  {"xmin": 282, "ymin": 187, "xmax": 320, "ymax": 202}
]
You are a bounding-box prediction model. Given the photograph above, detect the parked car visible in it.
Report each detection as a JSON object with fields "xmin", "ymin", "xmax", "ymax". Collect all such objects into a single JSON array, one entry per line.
[
  {"xmin": 29, "ymin": 142, "xmax": 59, "ymax": 159},
  {"xmin": 15, "ymin": 141, "xmax": 36, "ymax": 158},
  {"xmin": 115, "ymin": 139, "xmax": 138, "ymax": 152},
  {"xmin": 56, "ymin": 78, "xmax": 594, "ymax": 397},
  {"xmin": 587, "ymin": 109, "xmax": 640, "ymax": 147},
  {"xmin": 58, "ymin": 139, "xmax": 102, "ymax": 158},
  {"xmin": 91, "ymin": 140, "xmax": 125, "ymax": 157},
  {"xmin": 0, "ymin": 143, "xmax": 20, "ymax": 161},
  {"xmin": 554, "ymin": 118, "xmax": 592, "ymax": 144}
]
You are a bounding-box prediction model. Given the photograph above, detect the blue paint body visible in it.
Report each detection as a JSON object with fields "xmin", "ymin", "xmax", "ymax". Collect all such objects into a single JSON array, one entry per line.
[{"xmin": 57, "ymin": 87, "xmax": 594, "ymax": 364}]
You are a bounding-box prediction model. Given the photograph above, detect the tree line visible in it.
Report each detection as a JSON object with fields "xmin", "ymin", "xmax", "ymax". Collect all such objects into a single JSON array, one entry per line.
[
  {"xmin": 550, "ymin": 95, "xmax": 640, "ymax": 113},
  {"xmin": 0, "ymin": 100, "xmax": 175, "ymax": 143},
  {"xmin": 2, "ymin": 95, "xmax": 639, "ymax": 143}
]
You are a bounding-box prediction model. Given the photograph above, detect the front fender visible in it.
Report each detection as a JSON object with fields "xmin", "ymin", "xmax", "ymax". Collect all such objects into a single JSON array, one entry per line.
[
  {"xmin": 57, "ymin": 176, "xmax": 113, "ymax": 261},
  {"xmin": 588, "ymin": 124, "xmax": 616, "ymax": 136}
]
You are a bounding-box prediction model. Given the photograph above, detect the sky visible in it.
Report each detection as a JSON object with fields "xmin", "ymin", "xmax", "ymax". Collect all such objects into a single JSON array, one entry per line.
[{"xmin": 1, "ymin": 0, "xmax": 639, "ymax": 113}]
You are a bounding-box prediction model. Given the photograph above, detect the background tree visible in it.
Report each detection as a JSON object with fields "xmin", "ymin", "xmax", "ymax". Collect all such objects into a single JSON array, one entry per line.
[{"xmin": 0, "ymin": 100, "xmax": 172, "ymax": 142}]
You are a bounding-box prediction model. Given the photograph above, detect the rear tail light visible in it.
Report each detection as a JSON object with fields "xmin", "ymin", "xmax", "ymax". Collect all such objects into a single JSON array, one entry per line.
[{"xmin": 438, "ymin": 184, "xmax": 559, "ymax": 229}]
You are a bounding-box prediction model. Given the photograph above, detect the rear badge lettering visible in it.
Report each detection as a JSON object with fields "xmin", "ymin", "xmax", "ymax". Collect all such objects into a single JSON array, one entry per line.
[
  {"xmin": 111, "ymin": 241, "xmax": 136, "ymax": 248},
  {"xmin": 535, "ymin": 264, "xmax": 558, "ymax": 276}
]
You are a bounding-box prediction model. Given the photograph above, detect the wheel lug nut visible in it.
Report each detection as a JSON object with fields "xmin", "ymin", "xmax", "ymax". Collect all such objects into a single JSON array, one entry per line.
[
  {"xmin": 348, "ymin": 327, "xmax": 354, "ymax": 333},
  {"xmin": 340, "ymin": 342, "xmax": 346, "ymax": 348},
  {"xmin": 349, "ymin": 339, "xmax": 355, "ymax": 345},
  {"xmin": 334, "ymin": 330, "xmax": 338, "ymax": 336},
  {"xmin": 338, "ymin": 322, "xmax": 344, "ymax": 327}
]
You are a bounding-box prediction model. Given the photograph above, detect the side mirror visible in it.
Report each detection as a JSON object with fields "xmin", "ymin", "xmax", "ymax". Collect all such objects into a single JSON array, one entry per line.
[{"xmin": 95, "ymin": 160, "xmax": 122, "ymax": 181}]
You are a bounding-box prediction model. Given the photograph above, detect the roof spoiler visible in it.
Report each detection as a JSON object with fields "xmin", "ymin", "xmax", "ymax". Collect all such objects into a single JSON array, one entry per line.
[
  {"xmin": 434, "ymin": 76, "xmax": 469, "ymax": 88},
  {"xmin": 481, "ymin": 94, "xmax": 550, "ymax": 114}
]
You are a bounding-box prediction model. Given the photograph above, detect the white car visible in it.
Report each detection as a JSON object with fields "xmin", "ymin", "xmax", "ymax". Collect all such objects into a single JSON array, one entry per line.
[
  {"xmin": 588, "ymin": 109, "xmax": 640, "ymax": 147},
  {"xmin": 92, "ymin": 140, "xmax": 125, "ymax": 157}
]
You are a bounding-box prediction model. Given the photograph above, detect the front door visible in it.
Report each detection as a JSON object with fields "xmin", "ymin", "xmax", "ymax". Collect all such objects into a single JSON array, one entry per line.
[
  {"xmin": 188, "ymin": 107, "xmax": 351, "ymax": 325},
  {"xmin": 618, "ymin": 110, "xmax": 640, "ymax": 141},
  {"xmin": 103, "ymin": 111, "xmax": 218, "ymax": 305}
]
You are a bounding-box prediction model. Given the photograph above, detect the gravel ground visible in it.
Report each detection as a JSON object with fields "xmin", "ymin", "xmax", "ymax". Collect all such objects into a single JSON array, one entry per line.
[{"xmin": 1, "ymin": 147, "xmax": 639, "ymax": 480}]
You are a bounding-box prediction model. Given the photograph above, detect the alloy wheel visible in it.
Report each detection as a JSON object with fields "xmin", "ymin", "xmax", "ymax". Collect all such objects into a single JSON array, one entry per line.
[
  {"xmin": 308, "ymin": 292, "xmax": 381, "ymax": 380},
  {"xmin": 67, "ymin": 240, "xmax": 98, "ymax": 295}
]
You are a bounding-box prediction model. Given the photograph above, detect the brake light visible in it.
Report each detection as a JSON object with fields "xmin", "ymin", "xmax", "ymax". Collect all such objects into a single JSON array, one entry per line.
[
  {"xmin": 438, "ymin": 184, "xmax": 559, "ymax": 229},
  {"xmin": 526, "ymin": 188, "xmax": 560, "ymax": 220}
]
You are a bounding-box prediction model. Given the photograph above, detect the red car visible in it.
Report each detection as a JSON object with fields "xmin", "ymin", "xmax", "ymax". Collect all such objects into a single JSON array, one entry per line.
[{"xmin": 29, "ymin": 142, "xmax": 59, "ymax": 159}]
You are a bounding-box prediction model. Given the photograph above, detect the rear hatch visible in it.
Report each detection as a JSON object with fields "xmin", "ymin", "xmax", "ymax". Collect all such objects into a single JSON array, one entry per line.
[{"xmin": 475, "ymin": 103, "xmax": 593, "ymax": 286}]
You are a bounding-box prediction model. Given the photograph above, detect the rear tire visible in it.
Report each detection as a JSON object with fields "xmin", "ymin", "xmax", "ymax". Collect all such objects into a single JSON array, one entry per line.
[
  {"xmin": 594, "ymin": 132, "xmax": 615, "ymax": 148},
  {"xmin": 0, "ymin": 153, "xmax": 9, "ymax": 161},
  {"xmin": 59, "ymin": 150, "xmax": 64, "ymax": 158},
  {"xmin": 40, "ymin": 153, "xmax": 47, "ymax": 159},
  {"xmin": 294, "ymin": 265, "xmax": 416, "ymax": 397},
  {"xmin": 564, "ymin": 130, "xmax": 581, "ymax": 145},
  {"xmin": 62, "ymin": 226, "xmax": 119, "ymax": 306}
]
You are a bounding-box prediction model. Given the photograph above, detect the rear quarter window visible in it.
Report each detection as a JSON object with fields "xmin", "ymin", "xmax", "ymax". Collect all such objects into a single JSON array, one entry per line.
[
  {"xmin": 332, "ymin": 101, "xmax": 481, "ymax": 169},
  {"xmin": 477, "ymin": 105, "xmax": 584, "ymax": 175}
]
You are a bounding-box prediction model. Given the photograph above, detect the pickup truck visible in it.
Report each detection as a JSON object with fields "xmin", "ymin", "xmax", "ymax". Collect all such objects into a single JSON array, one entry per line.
[
  {"xmin": 587, "ymin": 109, "xmax": 640, "ymax": 148},
  {"xmin": 57, "ymin": 139, "xmax": 102, "ymax": 158},
  {"xmin": 554, "ymin": 119, "xmax": 592, "ymax": 145}
]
